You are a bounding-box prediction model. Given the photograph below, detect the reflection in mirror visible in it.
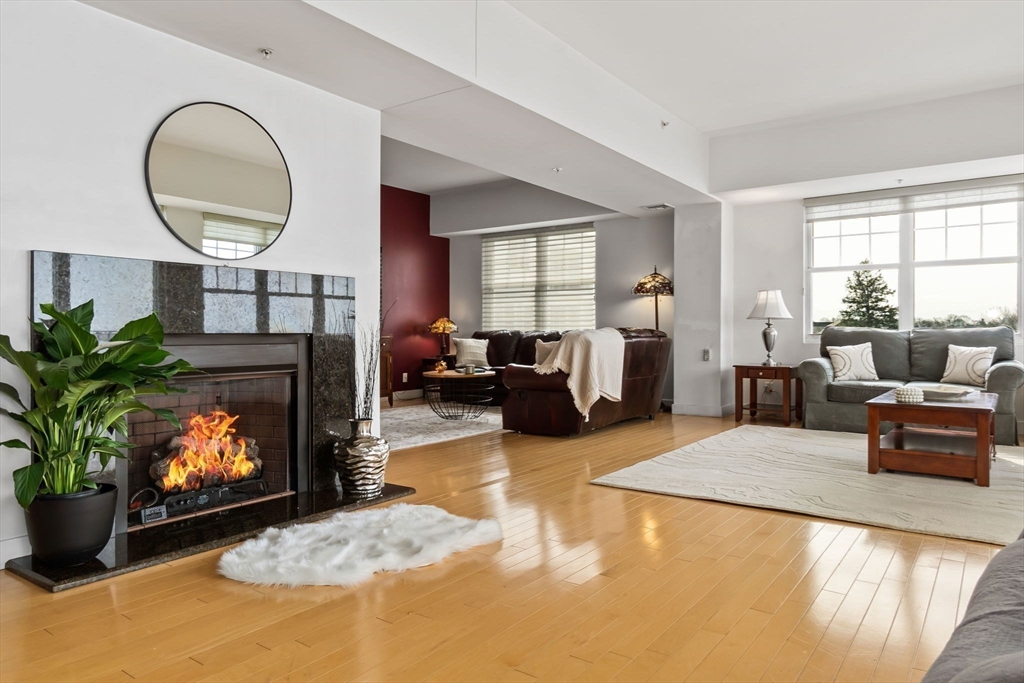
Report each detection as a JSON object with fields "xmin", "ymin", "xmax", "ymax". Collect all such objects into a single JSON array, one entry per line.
[{"xmin": 146, "ymin": 103, "xmax": 291, "ymax": 260}]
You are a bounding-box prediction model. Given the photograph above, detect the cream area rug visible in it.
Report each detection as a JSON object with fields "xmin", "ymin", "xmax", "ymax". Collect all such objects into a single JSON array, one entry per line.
[
  {"xmin": 218, "ymin": 504, "xmax": 503, "ymax": 587},
  {"xmin": 592, "ymin": 425, "xmax": 1024, "ymax": 545},
  {"xmin": 381, "ymin": 404, "xmax": 504, "ymax": 451}
]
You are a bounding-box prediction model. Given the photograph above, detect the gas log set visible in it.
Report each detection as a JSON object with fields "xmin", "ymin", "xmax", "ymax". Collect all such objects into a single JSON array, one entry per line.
[{"xmin": 150, "ymin": 410, "xmax": 263, "ymax": 492}]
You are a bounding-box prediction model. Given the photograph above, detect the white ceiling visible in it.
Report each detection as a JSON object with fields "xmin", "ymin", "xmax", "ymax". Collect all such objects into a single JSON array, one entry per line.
[
  {"xmin": 381, "ymin": 137, "xmax": 507, "ymax": 194},
  {"xmin": 510, "ymin": 0, "xmax": 1024, "ymax": 133}
]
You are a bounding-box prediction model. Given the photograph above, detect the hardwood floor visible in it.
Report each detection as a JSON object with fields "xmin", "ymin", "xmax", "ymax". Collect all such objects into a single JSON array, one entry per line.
[{"xmin": 0, "ymin": 413, "xmax": 996, "ymax": 683}]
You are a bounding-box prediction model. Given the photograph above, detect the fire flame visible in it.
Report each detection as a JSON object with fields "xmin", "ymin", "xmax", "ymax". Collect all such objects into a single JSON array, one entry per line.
[{"xmin": 161, "ymin": 411, "xmax": 255, "ymax": 492}]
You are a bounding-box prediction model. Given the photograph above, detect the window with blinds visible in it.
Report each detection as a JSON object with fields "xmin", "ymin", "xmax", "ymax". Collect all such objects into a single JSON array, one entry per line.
[
  {"xmin": 482, "ymin": 225, "xmax": 596, "ymax": 331},
  {"xmin": 805, "ymin": 175, "xmax": 1023, "ymax": 335},
  {"xmin": 202, "ymin": 213, "xmax": 283, "ymax": 260}
]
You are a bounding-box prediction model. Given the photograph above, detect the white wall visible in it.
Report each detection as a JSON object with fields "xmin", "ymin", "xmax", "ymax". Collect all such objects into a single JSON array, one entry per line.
[
  {"xmin": 672, "ymin": 203, "xmax": 734, "ymax": 417},
  {"xmin": 0, "ymin": 1, "xmax": 381, "ymax": 564},
  {"xmin": 711, "ymin": 85, "xmax": 1024, "ymax": 193},
  {"xmin": 431, "ymin": 179, "xmax": 618, "ymax": 236},
  {"xmin": 731, "ymin": 200, "xmax": 1024, "ymax": 420},
  {"xmin": 449, "ymin": 215, "xmax": 675, "ymax": 399}
]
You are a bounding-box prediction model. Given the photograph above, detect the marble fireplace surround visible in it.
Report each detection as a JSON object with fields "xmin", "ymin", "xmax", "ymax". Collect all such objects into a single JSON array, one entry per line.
[
  {"xmin": 5, "ymin": 252, "xmax": 416, "ymax": 591},
  {"xmin": 32, "ymin": 251, "xmax": 357, "ymax": 495}
]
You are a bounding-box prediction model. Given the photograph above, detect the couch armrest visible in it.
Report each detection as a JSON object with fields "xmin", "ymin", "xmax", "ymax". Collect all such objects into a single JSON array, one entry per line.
[
  {"xmin": 985, "ymin": 360, "xmax": 1024, "ymax": 394},
  {"xmin": 799, "ymin": 358, "xmax": 834, "ymax": 404},
  {"xmin": 502, "ymin": 364, "xmax": 571, "ymax": 393}
]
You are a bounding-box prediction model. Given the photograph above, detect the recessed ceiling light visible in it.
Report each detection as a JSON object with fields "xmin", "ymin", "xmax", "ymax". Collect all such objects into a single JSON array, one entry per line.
[
  {"xmin": 640, "ymin": 203, "xmax": 674, "ymax": 211},
  {"xmin": 552, "ymin": 167, "xmax": 563, "ymax": 173},
  {"xmin": 259, "ymin": 48, "xmax": 275, "ymax": 60}
]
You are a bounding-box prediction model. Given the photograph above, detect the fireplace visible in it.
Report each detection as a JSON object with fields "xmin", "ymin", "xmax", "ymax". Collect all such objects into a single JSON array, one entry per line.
[
  {"xmin": 9, "ymin": 251, "xmax": 415, "ymax": 592},
  {"xmin": 124, "ymin": 334, "xmax": 310, "ymax": 529}
]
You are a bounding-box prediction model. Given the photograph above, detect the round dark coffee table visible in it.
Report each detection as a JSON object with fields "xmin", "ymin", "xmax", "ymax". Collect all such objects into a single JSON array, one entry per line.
[{"xmin": 422, "ymin": 370, "xmax": 495, "ymax": 420}]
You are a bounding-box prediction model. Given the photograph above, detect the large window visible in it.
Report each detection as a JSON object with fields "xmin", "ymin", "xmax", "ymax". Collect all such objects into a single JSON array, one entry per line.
[
  {"xmin": 482, "ymin": 225, "xmax": 596, "ymax": 331},
  {"xmin": 806, "ymin": 177, "xmax": 1023, "ymax": 335}
]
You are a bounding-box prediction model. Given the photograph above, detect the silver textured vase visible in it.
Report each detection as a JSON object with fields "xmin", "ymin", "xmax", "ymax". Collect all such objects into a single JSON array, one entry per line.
[{"xmin": 333, "ymin": 419, "xmax": 389, "ymax": 498}]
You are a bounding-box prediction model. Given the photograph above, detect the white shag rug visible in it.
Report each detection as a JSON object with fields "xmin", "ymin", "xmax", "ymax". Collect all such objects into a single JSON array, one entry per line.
[
  {"xmin": 381, "ymin": 404, "xmax": 504, "ymax": 451},
  {"xmin": 218, "ymin": 504, "xmax": 503, "ymax": 587},
  {"xmin": 592, "ymin": 425, "xmax": 1024, "ymax": 545}
]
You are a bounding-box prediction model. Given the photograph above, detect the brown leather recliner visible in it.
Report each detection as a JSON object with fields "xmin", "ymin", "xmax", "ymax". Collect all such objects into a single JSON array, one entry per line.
[
  {"xmin": 501, "ymin": 328, "xmax": 672, "ymax": 436},
  {"xmin": 470, "ymin": 329, "xmax": 562, "ymax": 404}
]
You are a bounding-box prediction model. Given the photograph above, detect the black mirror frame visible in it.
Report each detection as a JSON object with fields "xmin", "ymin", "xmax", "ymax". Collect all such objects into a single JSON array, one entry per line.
[{"xmin": 144, "ymin": 101, "xmax": 293, "ymax": 260}]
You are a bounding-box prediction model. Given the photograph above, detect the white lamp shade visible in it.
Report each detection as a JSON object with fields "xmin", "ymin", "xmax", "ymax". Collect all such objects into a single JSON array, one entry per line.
[{"xmin": 747, "ymin": 290, "xmax": 793, "ymax": 320}]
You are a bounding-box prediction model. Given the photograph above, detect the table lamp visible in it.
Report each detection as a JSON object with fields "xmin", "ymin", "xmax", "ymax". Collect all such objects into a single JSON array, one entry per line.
[
  {"xmin": 747, "ymin": 290, "xmax": 792, "ymax": 366},
  {"xmin": 428, "ymin": 316, "xmax": 458, "ymax": 356},
  {"xmin": 631, "ymin": 266, "xmax": 674, "ymax": 331}
]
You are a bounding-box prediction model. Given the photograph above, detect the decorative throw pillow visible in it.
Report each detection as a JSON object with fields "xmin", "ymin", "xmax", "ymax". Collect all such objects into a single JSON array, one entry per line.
[
  {"xmin": 453, "ymin": 337, "xmax": 489, "ymax": 368},
  {"xmin": 941, "ymin": 344, "xmax": 996, "ymax": 387},
  {"xmin": 826, "ymin": 342, "xmax": 879, "ymax": 381},
  {"xmin": 535, "ymin": 340, "xmax": 559, "ymax": 365}
]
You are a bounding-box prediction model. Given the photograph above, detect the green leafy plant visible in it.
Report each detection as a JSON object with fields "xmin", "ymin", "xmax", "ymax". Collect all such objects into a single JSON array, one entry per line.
[
  {"xmin": 0, "ymin": 300, "xmax": 194, "ymax": 508},
  {"xmin": 836, "ymin": 261, "xmax": 899, "ymax": 330}
]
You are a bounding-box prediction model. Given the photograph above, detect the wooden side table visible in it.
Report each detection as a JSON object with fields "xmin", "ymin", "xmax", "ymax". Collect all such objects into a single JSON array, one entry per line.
[{"xmin": 734, "ymin": 364, "xmax": 802, "ymax": 426}]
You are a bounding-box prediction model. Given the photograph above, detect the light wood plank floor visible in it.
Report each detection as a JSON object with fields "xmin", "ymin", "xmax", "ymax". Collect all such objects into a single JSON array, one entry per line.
[{"xmin": 0, "ymin": 412, "xmax": 997, "ymax": 683}]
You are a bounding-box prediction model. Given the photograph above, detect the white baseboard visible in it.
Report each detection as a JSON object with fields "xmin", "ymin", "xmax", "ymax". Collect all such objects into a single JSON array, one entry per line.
[
  {"xmin": 387, "ymin": 389, "xmax": 424, "ymax": 401},
  {"xmin": 0, "ymin": 535, "xmax": 30, "ymax": 565},
  {"xmin": 672, "ymin": 403, "xmax": 731, "ymax": 418}
]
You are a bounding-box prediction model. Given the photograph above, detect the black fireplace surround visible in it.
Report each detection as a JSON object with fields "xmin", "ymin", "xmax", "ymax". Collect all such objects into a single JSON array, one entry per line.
[{"xmin": 5, "ymin": 252, "xmax": 413, "ymax": 592}]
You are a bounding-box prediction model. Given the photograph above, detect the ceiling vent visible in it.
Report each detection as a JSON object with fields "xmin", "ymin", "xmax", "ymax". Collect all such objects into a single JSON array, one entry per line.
[{"xmin": 640, "ymin": 203, "xmax": 674, "ymax": 211}]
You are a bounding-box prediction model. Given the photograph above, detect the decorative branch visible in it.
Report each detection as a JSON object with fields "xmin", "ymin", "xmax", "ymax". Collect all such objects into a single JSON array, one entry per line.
[{"xmin": 353, "ymin": 298, "xmax": 398, "ymax": 421}]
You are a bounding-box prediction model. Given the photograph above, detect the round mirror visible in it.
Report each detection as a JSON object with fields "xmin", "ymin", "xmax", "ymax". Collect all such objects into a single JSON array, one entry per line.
[{"xmin": 146, "ymin": 102, "xmax": 291, "ymax": 259}]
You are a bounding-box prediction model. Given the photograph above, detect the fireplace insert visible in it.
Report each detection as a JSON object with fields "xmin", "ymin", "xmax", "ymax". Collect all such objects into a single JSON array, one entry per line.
[{"xmin": 124, "ymin": 334, "xmax": 310, "ymax": 529}]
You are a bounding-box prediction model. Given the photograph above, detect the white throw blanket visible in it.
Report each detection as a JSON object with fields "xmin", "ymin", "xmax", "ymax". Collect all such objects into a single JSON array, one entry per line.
[{"xmin": 534, "ymin": 328, "xmax": 625, "ymax": 420}]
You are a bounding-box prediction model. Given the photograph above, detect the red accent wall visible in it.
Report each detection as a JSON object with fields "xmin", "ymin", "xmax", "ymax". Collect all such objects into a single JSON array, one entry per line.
[{"xmin": 381, "ymin": 185, "xmax": 450, "ymax": 391}]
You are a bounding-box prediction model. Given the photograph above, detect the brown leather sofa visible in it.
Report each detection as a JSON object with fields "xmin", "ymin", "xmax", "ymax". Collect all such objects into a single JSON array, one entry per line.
[
  {"xmin": 470, "ymin": 329, "xmax": 562, "ymax": 404},
  {"xmin": 501, "ymin": 328, "xmax": 672, "ymax": 436}
]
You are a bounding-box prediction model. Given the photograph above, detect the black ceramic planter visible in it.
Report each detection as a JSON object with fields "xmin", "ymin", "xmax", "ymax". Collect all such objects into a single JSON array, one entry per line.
[{"xmin": 24, "ymin": 484, "xmax": 117, "ymax": 567}]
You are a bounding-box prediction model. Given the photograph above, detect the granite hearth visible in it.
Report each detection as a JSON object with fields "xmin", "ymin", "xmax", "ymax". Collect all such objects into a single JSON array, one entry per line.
[{"xmin": 6, "ymin": 484, "xmax": 415, "ymax": 592}]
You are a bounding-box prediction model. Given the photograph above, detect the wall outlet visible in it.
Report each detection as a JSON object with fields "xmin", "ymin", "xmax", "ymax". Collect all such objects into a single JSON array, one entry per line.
[
  {"xmin": 402, "ymin": 373, "xmax": 408, "ymax": 383},
  {"xmin": 702, "ymin": 348, "xmax": 711, "ymax": 361}
]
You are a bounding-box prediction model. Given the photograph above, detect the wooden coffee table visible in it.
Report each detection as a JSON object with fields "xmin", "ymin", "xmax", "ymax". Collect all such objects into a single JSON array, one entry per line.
[{"xmin": 865, "ymin": 389, "xmax": 997, "ymax": 487}]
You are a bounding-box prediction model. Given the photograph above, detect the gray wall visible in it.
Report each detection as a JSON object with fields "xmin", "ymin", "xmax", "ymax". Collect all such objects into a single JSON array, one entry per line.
[{"xmin": 449, "ymin": 214, "xmax": 675, "ymax": 399}]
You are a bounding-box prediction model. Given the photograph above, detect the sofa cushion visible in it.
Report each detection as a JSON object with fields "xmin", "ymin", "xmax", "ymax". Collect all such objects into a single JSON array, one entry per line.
[
  {"xmin": 910, "ymin": 326, "xmax": 1014, "ymax": 382},
  {"xmin": 827, "ymin": 379, "xmax": 905, "ymax": 404},
  {"xmin": 941, "ymin": 344, "xmax": 997, "ymax": 387},
  {"xmin": 472, "ymin": 330, "xmax": 521, "ymax": 367},
  {"xmin": 453, "ymin": 337, "xmax": 489, "ymax": 368},
  {"xmin": 922, "ymin": 533, "xmax": 1024, "ymax": 683},
  {"xmin": 820, "ymin": 327, "xmax": 911, "ymax": 381},
  {"xmin": 514, "ymin": 331, "xmax": 562, "ymax": 365},
  {"xmin": 826, "ymin": 342, "xmax": 879, "ymax": 381}
]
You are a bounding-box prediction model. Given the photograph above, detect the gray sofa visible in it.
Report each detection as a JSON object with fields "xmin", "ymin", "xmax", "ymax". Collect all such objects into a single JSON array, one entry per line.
[
  {"xmin": 800, "ymin": 326, "xmax": 1023, "ymax": 445},
  {"xmin": 922, "ymin": 529, "xmax": 1023, "ymax": 682}
]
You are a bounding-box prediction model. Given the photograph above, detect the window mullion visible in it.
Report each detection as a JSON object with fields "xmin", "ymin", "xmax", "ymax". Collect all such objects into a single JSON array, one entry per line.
[{"xmin": 898, "ymin": 211, "xmax": 914, "ymax": 330}]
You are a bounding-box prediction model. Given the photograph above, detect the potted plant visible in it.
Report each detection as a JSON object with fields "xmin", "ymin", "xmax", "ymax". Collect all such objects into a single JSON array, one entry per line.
[{"xmin": 0, "ymin": 300, "xmax": 193, "ymax": 566}]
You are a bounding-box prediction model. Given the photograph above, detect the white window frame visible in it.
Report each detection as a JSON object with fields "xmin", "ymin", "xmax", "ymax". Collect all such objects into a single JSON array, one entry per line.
[{"xmin": 803, "ymin": 180, "xmax": 1024, "ymax": 343}]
